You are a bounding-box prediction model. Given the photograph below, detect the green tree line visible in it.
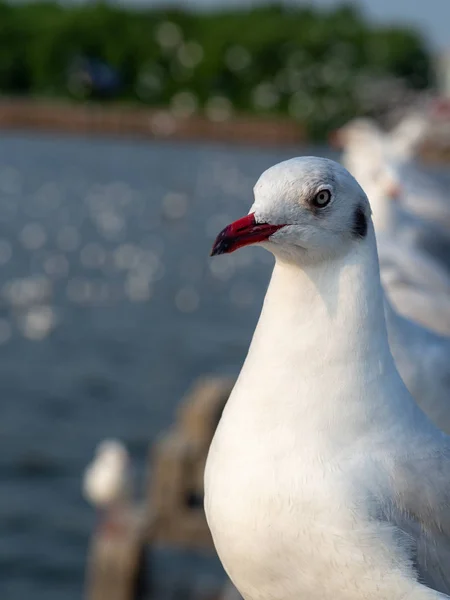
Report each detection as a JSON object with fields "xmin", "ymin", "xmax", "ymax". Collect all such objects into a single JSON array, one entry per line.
[{"xmin": 0, "ymin": 1, "xmax": 433, "ymax": 137}]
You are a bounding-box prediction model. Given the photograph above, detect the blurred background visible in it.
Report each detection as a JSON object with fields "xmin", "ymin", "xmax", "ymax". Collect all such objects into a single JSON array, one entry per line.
[{"xmin": 0, "ymin": 0, "xmax": 448, "ymax": 599}]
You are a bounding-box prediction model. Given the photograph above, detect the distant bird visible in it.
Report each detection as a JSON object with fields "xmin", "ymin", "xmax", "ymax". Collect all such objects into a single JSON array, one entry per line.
[
  {"xmin": 335, "ymin": 110, "xmax": 429, "ymax": 171},
  {"xmin": 335, "ymin": 115, "xmax": 450, "ymax": 240},
  {"xmin": 83, "ymin": 439, "xmax": 131, "ymax": 535},
  {"xmin": 362, "ymin": 174, "xmax": 450, "ymax": 333},
  {"xmin": 205, "ymin": 157, "xmax": 450, "ymax": 599},
  {"xmin": 384, "ymin": 109, "xmax": 450, "ymax": 228}
]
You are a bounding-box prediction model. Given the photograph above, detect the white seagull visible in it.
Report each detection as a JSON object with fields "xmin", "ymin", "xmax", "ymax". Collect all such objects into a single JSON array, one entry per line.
[
  {"xmin": 362, "ymin": 174, "xmax": 450, "ymax": 334},
  {"xmin": 83, "ymin": 439, "xmax": 131, "ymax": 534},
  {"xmin": 205, "ymin": 157, "xmax": 450, "ymax": 600},
  {"xmin": 337, "ymin": 124, "xmax": 450, "ymax": 298},
  {"xmin": 336, "ymin": 116, "xmax": 450, "ymax": 245}
]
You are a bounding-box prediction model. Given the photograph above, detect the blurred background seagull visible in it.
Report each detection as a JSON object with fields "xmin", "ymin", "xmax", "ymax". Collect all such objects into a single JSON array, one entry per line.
[
  {"xmin": 83, "ymin": 439, "xmax": 132, "ymax": 536},
  {"xmin": 335, "ymin": 114, "xmax": 450, "ymax": 248}
]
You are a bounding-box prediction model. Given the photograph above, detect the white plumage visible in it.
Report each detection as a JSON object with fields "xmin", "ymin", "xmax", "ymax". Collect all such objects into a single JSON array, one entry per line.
[
  {"xmin": 205, "ymin": 157, "xmax": 450, "ymax": 600},
  {"xmin": 83, "ymin": 439, "xmax": 130, "ymax": 509}
]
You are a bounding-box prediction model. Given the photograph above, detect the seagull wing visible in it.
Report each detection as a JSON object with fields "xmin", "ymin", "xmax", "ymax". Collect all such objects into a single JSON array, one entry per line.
[{"xmin": 382, "ymin": 439, "xmax": 450, "ymax": 595}]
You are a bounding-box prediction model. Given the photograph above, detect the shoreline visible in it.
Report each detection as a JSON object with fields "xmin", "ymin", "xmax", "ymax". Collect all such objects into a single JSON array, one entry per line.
[
  {"xmin": 0, "ymin": 98, "xmax": 305, "ymax": 148},
  {"xmin": 0, "ymin": 98, "xmax": 448, "ymax": 164}
]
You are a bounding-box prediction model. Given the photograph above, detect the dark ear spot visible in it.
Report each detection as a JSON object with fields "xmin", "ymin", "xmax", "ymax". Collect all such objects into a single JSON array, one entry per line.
[{"xmin": 352, "ymin": 206, "xmax": 367, "ymax": 239}]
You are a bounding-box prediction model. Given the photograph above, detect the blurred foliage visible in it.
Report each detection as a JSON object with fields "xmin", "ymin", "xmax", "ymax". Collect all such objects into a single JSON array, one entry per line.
[{"xmin": 0, "ymin": 1, "xmax": 433, "ymax": 138}]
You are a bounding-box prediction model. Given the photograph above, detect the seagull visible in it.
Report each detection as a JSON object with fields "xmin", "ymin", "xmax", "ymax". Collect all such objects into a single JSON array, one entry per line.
[
  {"xmin": 384, "ymin": 110, "xmax": 450, "ymax": 230},
  {"xmin": 372, "ymin": 160, "xmax": 450, "ymax": 267},
  {"xmin": 205, "ymin": 157, "xmax": 450, "ymax": 600},
  {"xmin": 335, "ymin": 111, "xmax": 430, "ymax": 173},
  {"xmin": 337, "ymin": 123, "xmax": 450, "ymax": 277},
  {"xmin": 336, "ymin": 117, "xmax": 450, "ymax": 243},
  {"xmin": 83, "ymin": 439, "xmax": 131, "ymax": 535},
  {"xmin": 361, "ymin": 175, "xmax": 450, "ymax": 334}
]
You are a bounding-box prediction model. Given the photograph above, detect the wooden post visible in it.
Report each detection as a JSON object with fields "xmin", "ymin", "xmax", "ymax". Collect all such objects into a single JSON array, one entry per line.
[{"xmin": 85, "ymin": 506, "xmax": 152, "ymax": 600}]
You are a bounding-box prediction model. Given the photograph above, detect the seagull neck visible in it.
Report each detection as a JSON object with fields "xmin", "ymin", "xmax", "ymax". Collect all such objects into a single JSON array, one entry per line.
[{"xmin": 246, "ymin": 232, "xmax": 392, "ymax": 385}]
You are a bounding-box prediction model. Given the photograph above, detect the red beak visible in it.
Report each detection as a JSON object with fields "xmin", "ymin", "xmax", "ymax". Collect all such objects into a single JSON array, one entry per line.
[{"xmin": 210, "ymin": 213, "xmax": 285, "ymax": 256}]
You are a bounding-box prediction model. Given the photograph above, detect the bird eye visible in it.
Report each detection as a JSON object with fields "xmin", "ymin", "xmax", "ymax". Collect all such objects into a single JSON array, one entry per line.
[{"xmin": 311, "ymin": 189, "xmax": 331, "ymax": 208}]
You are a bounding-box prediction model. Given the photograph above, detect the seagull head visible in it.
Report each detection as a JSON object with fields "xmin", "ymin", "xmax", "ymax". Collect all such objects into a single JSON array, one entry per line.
[{"xmin": 211, "ymin": 156, "xmax": 372, "ymax": 264}]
